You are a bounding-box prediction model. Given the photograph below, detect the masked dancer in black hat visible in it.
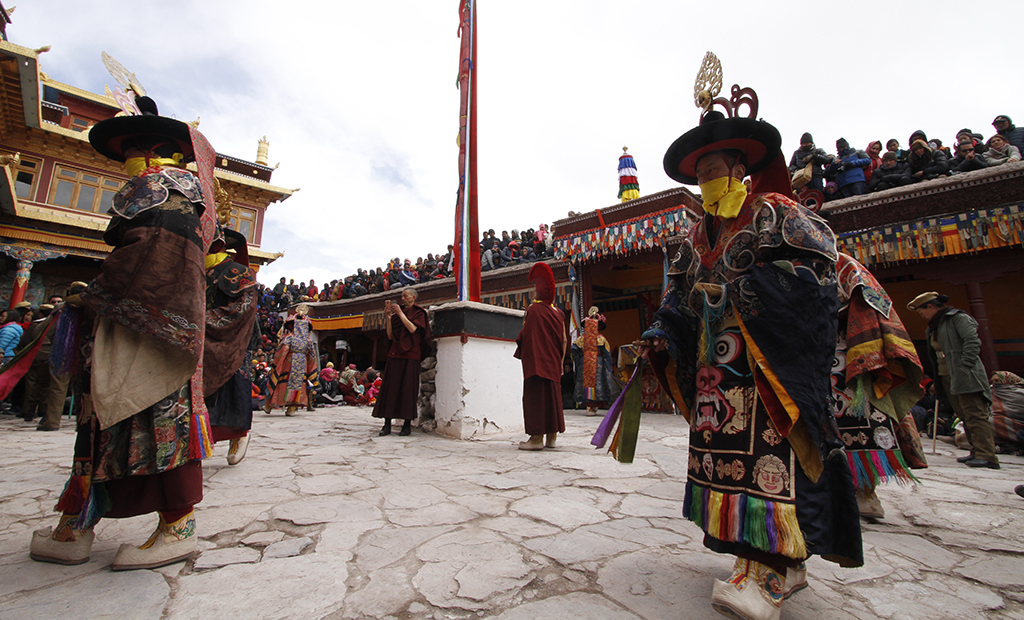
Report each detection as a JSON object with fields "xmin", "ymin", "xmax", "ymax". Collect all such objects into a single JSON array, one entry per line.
[
  {"xmin": 30, "ymin": 95, "xmax": 219, "ymax": 571},
  {"xmin": 639, "ymin": 53, "xmax": 862, "ymax": 620}
]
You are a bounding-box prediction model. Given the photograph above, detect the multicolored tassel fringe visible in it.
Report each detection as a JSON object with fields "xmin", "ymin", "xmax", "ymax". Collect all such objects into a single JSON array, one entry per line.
[
  {"xmin": 682, "ymin": 481, "xmax": 807, "ymax": 559},
  {"xmin": 189, "ymin": 408, "xmax": 214, "ymax": 460},
  {"xmin": 54, "ymin": 470, "xmax": 89, "ymax": 515},
  {"xmin": 846, "ymin": 449, "xmax": 917, "ymax": 491}
]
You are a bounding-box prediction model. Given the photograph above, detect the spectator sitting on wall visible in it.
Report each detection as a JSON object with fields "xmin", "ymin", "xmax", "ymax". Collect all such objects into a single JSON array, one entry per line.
[
  {"xmin": 481, "ymin": 243, "xmax": 498, "ymax": 272},
  {"xmin": 982, "ymin": 134, "xmax": 1022, "ymax": 166},
  {"xmin": 908, "ymin": 139, "xmax": 949, "ymax": 181},
  {"xmin": 886, "ymin": 138, "xmax": 908, "ymax": 164},
  {"xmin": 788, "ymin": 132, "xmax": 833, "ymax": 192},
  {"xmin": 992, "ymin": 115, "xmax": 1024, "ymax": 154},
  {"xmin": 868, "ymin": 151, "xmax": 911, "ymax": 192},
  {"xmin": 950, "ymin": 139, "xmax": 989, "ymax": 174},
  {"xmin": 826, "ymin": 138, "xmax": 871, "ymax": 198},
  {"xmin": 864, "ymin": 141, "xmax": 883, "ymax": 184},
  {"xmin": 519, "ymin": 244, "xmax": 537, "ymax": 262},
  {"xmin": 500, "ymin": 241, "xmax": 520, "ymax": 267},
  {"xmin": 955, "ymin": 128, "xmax": 988, "ymax": 158}
]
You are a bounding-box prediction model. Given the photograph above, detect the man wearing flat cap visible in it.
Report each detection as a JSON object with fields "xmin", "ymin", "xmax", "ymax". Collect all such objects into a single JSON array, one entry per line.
[
  {"xmin": 639, "ymin": 55, "xmax": 861, "ymax": 620},
  {"xmin": 908, "ymin": 292, "xmax": 998, "ymax": 469}
]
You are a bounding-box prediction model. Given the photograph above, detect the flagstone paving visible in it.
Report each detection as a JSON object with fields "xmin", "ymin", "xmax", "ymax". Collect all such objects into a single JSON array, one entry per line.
[{"xmin": 1, "ymin": 406, "xmax": 1023, "ymax": 619}]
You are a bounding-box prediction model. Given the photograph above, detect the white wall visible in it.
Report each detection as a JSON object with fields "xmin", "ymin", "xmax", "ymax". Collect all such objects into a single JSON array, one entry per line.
[{"xmin": 434, "ymin": 335, "xmax": 524, "ymax": 439}]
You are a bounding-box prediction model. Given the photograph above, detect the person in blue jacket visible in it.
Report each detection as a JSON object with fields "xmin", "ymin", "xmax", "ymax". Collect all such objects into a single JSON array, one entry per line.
[
  {"xmin": 826, "ymin": 138, "xmax": 871, "ymax": 198},
  {"xmin": 0, "ymin": 304, "xmax": 29, "ymax": 364}
]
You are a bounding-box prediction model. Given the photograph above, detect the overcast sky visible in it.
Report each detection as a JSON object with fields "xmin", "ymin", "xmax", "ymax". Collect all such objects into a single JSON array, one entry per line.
[{"xmin": 9, "ymin": 1, "xmax": 1023, "ymax": 287}]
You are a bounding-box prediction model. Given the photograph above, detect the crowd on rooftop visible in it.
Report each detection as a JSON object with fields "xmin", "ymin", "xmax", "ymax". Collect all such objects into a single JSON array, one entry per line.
[
  {"xmin": 791, "ymin": 114, "xmax": 1024, "ymax": 201},
  {"xmin": 258, "ymin": 224, "xmax": 555, "ymax": 310}
]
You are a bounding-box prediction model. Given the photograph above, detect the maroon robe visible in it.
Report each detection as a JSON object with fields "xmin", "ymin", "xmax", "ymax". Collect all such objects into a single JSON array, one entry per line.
[
  {"xmin": 515, "ymin": 302, "xmax": 566, "ymax": 435},
  {"xmin": 372, "ymin": 305, "xmax": 431, "ymax": 420}
]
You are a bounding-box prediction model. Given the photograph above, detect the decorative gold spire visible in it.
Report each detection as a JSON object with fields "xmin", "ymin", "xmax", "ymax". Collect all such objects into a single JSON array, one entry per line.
[
  {"xmin": 213, "ymin": 178, "xmax": 233, "ymax": 225},
  {"xmin": 256, "ymin": 136, "xmax": 269, "ymax": 166},
  {"xmin": 693, "ymin": 51, "xmax": 723, "ymax": 112}
]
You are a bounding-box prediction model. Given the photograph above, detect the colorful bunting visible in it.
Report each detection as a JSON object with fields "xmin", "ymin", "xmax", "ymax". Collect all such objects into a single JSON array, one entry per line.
[
  {"xmin": 836, "ymin": 204, "xmax": 1024, "ymax": 268},
  {"xmin": 554, "ymin": 206, "xmax": 696, "ymax": 263}
]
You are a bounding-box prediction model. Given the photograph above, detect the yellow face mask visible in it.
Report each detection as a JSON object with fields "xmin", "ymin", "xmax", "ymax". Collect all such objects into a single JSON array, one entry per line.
[
  {"xmin": 699, "ymin": 175, "xmax": 748, "ymax": 219},
  {"xmin": 205, "ymin": 252, "xmax": 230, "ymax": 270},
  {"xmin": 124, "ymin": 153, "xmax": 185, "ymax": 178}
]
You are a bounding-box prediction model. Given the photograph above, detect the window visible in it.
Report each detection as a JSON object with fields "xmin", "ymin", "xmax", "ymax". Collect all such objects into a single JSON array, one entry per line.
[
  {"xmin": 48, "ymin": 165, "xmax": 123, "ymax": 213},
  {"xmin": 12, "ymin": 156, "xmax": 40, "ymax": 200},
  {"xmin": 228, "ymin": 206, "xmax": 258, "ymax": 243},
  {"xmin": 69, "ymin": 116, "xmax": 93, "ymax": 132}
]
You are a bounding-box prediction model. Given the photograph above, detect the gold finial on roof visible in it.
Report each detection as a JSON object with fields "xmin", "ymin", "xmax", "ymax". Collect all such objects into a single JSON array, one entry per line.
[
  {"xmin": 622, "ymin": 146, "xmax": 629, "ymax": 153},
  {"xmin": 188, "ymin": 116, "xmax": 200, "ymax": 128},
  {"xmin": 103, "ymin": 84, "xmax": 113, "ymax": 97},
  {"xmin": 256, "ymin": 136, "xmax": 269, "ymax": 166},
  {"xmin": 693, "ymin": 51, "xmax": 723, "ymax": 112},
  {"xmin": 6, "ymin": 7, "xmax": 15, "ymax": 17},
  {"xmin": 34, "ymin": 46, "xmax": 50, "ymax": 54}
]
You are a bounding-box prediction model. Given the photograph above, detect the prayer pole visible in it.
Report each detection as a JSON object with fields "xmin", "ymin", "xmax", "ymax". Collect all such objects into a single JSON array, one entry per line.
[{"xmin": 454, "ymin": 0, "xmax": 480, "ymax": 302}]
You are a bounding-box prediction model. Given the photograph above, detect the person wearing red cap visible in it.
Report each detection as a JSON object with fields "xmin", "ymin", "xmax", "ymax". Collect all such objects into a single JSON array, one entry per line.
[{"xmin": 514, "ymin": 263, "xmax": 566, "ymax": 450}]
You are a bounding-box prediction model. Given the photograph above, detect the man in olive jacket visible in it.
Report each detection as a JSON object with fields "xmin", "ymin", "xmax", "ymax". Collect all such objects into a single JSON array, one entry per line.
[{"xmin": 909, "ymin": 292, "xmax": 998, "ymax": 468}]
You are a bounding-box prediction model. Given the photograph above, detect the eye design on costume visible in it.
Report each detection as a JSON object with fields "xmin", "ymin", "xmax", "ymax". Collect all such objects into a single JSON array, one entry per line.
[
  {"xmin": 832, "ymin": 351, "xmax": 846, "ymax": 373},
  {"xmin": 715, "ymin": 331, "xmax": 743, "ymax": 365}
]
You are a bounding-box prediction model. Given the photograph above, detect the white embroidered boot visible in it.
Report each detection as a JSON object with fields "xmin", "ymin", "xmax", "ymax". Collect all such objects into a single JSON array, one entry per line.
[
  {"xmin": 518, "ymin": 435, "xmax": 544, "ymax": 451},
  {"xmin": 227, "ymin": 434, "xmax": 250, "ymax": 466},
  {"xmin": 857, "ymin": 488, "xmax": 885, "ymax": 519},
  {"xmin": 545, "ymin": 433, "xmax": 557, "ymax": 448},
  {"xmin": 112, "ymin": 511, "xmax": 198, "ymax": 571},
  {"xmin": 711, "ymin": 557, "xmax": 785, "ymax": 620},
  {"xmin": 29, "ymin": 513, "xmax": 94, "ymax": 565},
  {"xmin": 782, "ymin": 561, "xmax": 808, "ymax": 599}
]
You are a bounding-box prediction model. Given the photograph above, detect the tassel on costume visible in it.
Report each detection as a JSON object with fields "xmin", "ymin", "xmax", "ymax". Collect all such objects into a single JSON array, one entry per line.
[
  {"xmin": 189, "ymin": 408, "xmax": 214, "ymax": 460},
  {"xmin": 54, "ymin": 471, "xmax": 90, "ymax": 514},
  {"xmin": 74, "ymin": 482, "xmax": 111, "ymax": 529},
  {"xmin": 685, "ymin": 480, "xmax": 807, "ymax": 559},
  {"xmin": 49, "ymin": 306, "xmax": 83, "ymax": 377},
  {"xmin": 847, "ymin": 374, "xmax": 871, "ymax": 419}
]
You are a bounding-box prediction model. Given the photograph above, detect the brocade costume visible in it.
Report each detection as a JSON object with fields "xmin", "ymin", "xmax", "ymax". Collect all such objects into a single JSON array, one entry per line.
[
  {"xmin": 644, "ymin": 192, "xmax": 863, "ymax": 567},
  {"xmin": 267, "ymin": 316, "xmax": 319, "ymax": 409},
  {"xmin": 572, "ymin": 315, "xmax": 621, "ymax": 407},
  {"xmin": 831, "ymin": 254, "xmax": 924, "ymax": 494},
  {"xmin": 57, "ymin": 165, "xmax": 214, "ymax": 527},
  {"xmin": 205, "ymin": 256, "xmax": 260, "ymax": 440}
]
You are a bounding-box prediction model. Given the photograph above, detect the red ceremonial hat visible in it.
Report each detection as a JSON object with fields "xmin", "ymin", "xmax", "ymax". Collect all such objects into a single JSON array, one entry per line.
[{"xmin": 528, "ymin": 262, "xmax": 555, "ymax": 303}]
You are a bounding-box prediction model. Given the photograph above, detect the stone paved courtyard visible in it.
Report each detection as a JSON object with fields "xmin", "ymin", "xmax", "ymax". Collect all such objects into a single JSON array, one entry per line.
[{"xmin": 1, "ymin": 405, "xmax": 1023, "ymax": 619}]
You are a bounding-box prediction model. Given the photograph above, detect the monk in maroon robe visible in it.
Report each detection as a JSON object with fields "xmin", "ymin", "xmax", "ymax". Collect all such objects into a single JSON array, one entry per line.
[
  {"xmin": 372, "ymin": 287, "xmax": 432, "ymax": 436},
  {"xmin": 515, "ymin": 262, "xmax": 566, "ymax": 450}
]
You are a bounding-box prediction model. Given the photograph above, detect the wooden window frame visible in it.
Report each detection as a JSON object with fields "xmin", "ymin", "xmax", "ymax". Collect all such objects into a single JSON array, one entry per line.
[
  {"xmin": 48, "ymin": 165, "xmax": 124, "ymax": 214},
  {"xmin": 11, "ymin": 155, "xmax": 41, "ymax": 201}
]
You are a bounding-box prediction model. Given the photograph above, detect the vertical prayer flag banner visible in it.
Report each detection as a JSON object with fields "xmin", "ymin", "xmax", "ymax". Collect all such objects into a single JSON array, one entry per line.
[
  {"xmin": 618, "ymin": 148, "xmax": 639, "ymax": 202},
  {"xmin": 453, "ymin": 0, "xmax": 481, "ymax": 301}
]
